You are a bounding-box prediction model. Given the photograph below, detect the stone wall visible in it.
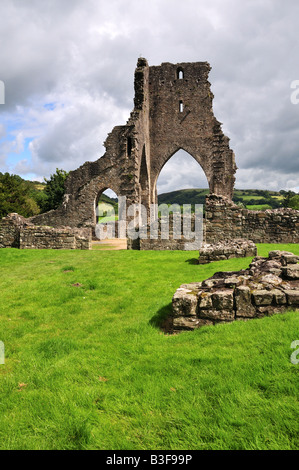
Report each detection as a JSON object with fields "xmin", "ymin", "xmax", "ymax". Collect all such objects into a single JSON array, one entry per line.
[
  {"xmin": 20, "ymin": 225, "xmax": 91, "ymax": 250},
  {"xmin": 0, "ymin": 213, "xmax": 91, "ymax": 250},
  {"xmin": 171, "ymin": 250, "xmax": 299, "ymax": 332},
  {"xmin": 198, "ymin": 239, "xmax": 257, "ymax": 264},
  {"xmin": 205, "ymin": 195, "xmax": 299, "ymax": 244},
  {"xmin": 0, "ymin": 213, "xmax": 29, "ymax": 248}
]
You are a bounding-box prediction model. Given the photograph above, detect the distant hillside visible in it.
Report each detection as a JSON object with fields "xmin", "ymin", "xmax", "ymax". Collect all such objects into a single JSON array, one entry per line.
[
  {"xmin": 158, "ymin": 188, "xmax": 293, "ymax": 210},
  {"xmin": 158, "ymin": 188, "xmax": 208, "ymax": 206}
]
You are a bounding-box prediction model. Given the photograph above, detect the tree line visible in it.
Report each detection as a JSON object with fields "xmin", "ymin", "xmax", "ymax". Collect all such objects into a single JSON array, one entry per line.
[{"xmin": 0, "ymin": 169, "xmax": 68, "ymax": 219}]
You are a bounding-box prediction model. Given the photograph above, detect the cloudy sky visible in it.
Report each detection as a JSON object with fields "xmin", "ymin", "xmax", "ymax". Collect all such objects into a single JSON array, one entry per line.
[{"xmin": 0, "ymin": 0, "xmax": 299, "ymax": 195}]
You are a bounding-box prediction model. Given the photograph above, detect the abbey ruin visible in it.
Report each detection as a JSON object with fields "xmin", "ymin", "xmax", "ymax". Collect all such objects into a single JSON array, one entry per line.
[{"xmin": 0, "ymin": 58, "xmax": 298, "ymax": 249}]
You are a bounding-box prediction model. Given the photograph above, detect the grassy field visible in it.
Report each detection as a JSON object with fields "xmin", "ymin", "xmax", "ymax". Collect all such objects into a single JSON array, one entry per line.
[
  {"xmin": 0, "ymin": 244, "xmax": 298, "ymax": 450},
  {"xmin": 246, "ymin": 204, "xmax": 272, "ymax": 211}
]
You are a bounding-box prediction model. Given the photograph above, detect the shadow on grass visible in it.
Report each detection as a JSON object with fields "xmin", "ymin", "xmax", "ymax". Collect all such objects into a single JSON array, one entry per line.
[
  {"xmin": 185, "ymin": 258, "xmax": 199, "ymax": 265},
  {"xmin": 149, "ymin": 303, "xmax": 174, "ymax": 334}
]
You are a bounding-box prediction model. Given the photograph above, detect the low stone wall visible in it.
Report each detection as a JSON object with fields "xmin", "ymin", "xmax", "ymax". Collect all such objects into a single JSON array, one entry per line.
[
  {"xmin": 20, "ymin": 225, "xmax": 91, "ymax": 250},
  {"xmin": 139, "ymin": 238, "xmax": 197, "ymax": 251},
  {"xmin": 171, "ymin": 250, "xmax": 299, "ymax": 332},
  {"xmin": 205, "ymin": 194, "xmax": 299, "ymax": 244},
  {"xmin": 199, "ymin": 239, "xmax": 257, "ymax": 264},
  {"xmin": 129, "ymin": 214, "xmax": 202, "ymax": 250},
  {"xmin": 0, "ymin": 213, "xmax": 29, "ymax": 248},
  {"xmin": 0, "ymin": 213, "xmax": 91, "ymax": 250}
]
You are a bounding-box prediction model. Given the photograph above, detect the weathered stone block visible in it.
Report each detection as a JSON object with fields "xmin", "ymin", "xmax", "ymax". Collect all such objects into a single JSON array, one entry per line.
[
  {"xmin": 272, "ymin": 289, "xmax": 286, "ymax": 305},
  {"xmin": 198, "ymin": 291, "xmax": 213, "ymax": 309},
  {"xmin": 252, "ymin": 290, "xmax": 274, "ymax": 306},
  {"xmin": 212, "ymin": 289, "xmax": 234, "ymax": 310},
  {"xmin": 173, "ymin": 316, "xmax": 206, "ymax": 330},
  {"xmin": 198, "ymin": 309, "xmax": 235, "ymax": 322},
  {"xmin": 235, "ymin": 286, "xmax": 256, "ymax": 317},
  {"xmin": 172, "ymin": 288, "xmax": 198, "ymax": 317},
  {"xmin": 286, "ymin": 290, "xmax": 299, "ymax": 306},
  {"xmin": 282, "ymin": 265, "xmax": 299, "ymax": 280}
]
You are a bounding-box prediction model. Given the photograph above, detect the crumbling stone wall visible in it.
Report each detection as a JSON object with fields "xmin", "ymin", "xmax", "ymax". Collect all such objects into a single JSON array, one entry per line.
[
  {"xmin": 172, "ymin": 250, "xmax": 299, "ymax": 332},
  {"xmin": 0, "ymin": 213, "xmax": 27, "ymax": 248},
  {"xmin": 20, "ymin": 225, "xmax": 91, "ymax": 250},
  {"xmin": 205, "ymin": 195, "xmax": 299, "ymax": 244},
  {"xmin": 0, "ymin": 213, "xmax": 91, "ymax": 250},
  {"xmin": 198, "ymin": 239, "xmax": 257, "ymax": 264}
]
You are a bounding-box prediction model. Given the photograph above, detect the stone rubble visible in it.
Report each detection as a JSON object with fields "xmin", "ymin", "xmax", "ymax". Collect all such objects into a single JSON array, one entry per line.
[
  {"xmin": 172, "ymin": 250, "xmax": 299, "ymax": 331},
  {"xmin": 198, "ymin": 238, "xmax": 257, "ymax": 264}
]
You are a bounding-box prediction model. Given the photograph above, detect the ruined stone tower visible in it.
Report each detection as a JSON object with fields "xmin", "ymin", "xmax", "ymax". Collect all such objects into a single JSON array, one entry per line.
[{"xmin": 31, "ymin": 58, "xmax": 237, "ymax": 230}]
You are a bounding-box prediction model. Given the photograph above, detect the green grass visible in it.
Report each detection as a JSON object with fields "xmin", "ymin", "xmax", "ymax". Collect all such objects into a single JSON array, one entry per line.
[
  {"xmin": 0, "ymin": 244, "xmax": 298, "ymax": 450},
  {"xmin": 246, "ymin": 204, "xmax": 272, "ymax": 210}
]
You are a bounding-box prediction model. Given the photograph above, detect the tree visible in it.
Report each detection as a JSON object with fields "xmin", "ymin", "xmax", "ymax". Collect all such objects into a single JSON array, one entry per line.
[
  {"xmin": 40, "ymin": 168, "xmax": 69, "ymax": 212},
  {"xmin": 0, "ymin": 172, "xmax": 40, "ymax": 218},
  {"xmin": 288, "ymin": 194, "xmax": 299, "ymax": 210},
  {"xmin": 282, "ymin": 190, "xmax": 296, "ymax": 208}
]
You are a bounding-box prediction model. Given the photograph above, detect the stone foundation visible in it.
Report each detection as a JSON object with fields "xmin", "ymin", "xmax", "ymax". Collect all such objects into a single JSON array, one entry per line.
[
  {"xmin": 171, "ymin": 250, "xmax": 299, "ymax": 332},
  {"xmin": 0, "ymin": 213, "xmax": 91, "ymax": 250},
  {"xmin": 198, "ymin": 239, "xmax": 257, "ymax": 264}
]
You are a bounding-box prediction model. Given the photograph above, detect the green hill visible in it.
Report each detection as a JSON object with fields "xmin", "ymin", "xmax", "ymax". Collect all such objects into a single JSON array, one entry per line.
[{"xmin": 157, "ymin": 188, "xmax": 295, "ymax": 210}]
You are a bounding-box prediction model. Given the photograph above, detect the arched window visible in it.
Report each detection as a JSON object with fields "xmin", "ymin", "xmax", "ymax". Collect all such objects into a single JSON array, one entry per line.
[{"xmin": 177, "ymin": 68, "xmax": 184, "ymax": 79}]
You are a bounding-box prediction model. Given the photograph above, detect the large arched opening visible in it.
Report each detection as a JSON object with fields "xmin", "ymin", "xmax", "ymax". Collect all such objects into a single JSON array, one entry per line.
[{"xmin": 155, "ymin": 149, "xmax": 209, "ymax": 209}]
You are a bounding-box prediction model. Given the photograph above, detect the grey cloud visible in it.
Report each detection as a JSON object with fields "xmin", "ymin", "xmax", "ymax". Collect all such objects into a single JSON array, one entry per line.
[{"xmin": 0, "ymin": 0, "xmax": 299, "ymax": 191}]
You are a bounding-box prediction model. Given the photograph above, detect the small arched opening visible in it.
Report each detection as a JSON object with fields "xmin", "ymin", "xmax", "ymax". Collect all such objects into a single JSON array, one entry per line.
[
  {"xmin": 139, "ymin": 145, "xmax": 150, "ymax": 207},
  {"xmin": 177, "ymin": 68, "xmax": 184, "ymax": 80},
  {"xmin": 94, "ymin": 188, "xmax": 127, "ymax": 248},
  {"xmin": 96, "ymin": 188, "xmax": 119, "ymax": 224}
]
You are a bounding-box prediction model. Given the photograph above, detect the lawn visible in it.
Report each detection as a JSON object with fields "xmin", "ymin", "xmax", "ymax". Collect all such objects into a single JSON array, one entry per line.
[{"xmin": 0, "ymin": 243, "xmax": 298, "ymax": 450}]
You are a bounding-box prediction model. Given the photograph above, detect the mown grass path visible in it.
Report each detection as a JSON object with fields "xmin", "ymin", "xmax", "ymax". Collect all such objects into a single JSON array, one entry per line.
[{"xmin": 0, "ymin": 244, "xmax": 298, "ymax": 450}]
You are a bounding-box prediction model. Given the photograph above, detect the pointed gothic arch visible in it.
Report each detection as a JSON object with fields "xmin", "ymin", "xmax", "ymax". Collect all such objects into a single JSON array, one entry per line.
[{"xmin": 156, "ymin": 148, "xmax": 209, "ymax": 197}]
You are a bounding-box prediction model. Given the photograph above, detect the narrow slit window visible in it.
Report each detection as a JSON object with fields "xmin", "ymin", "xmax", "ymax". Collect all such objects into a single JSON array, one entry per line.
[
  {"xmin": 179, "ymin": 101, "xmax": 184, "ymax": 113},
  {"xmin": 127, "ymin": 137, "xmax": 132, "ymax": 157},
  {"xmin": 177, "ymin": 68, "xmax": 184, "ymax": 79}
]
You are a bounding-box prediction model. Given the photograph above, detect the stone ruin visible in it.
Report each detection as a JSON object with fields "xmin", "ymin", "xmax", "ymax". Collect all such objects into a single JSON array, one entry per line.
[
  {"xmin": 198, "ymin": 238, "xmax": 257, "ymax": 264},
  {"xmin": 27, "ymin": 58, "xmax": 236, "ymax": 233},
  {"xmin": 0, "ymin": 213, "xmax": 91, "ymax": 250},
  {"xmin": 171, "ymin": 250, "xmax": 299, "ymax": 332},
  {"xmin": 0, "ymin": 58, "xmax": 298, "ymax": 250}
]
